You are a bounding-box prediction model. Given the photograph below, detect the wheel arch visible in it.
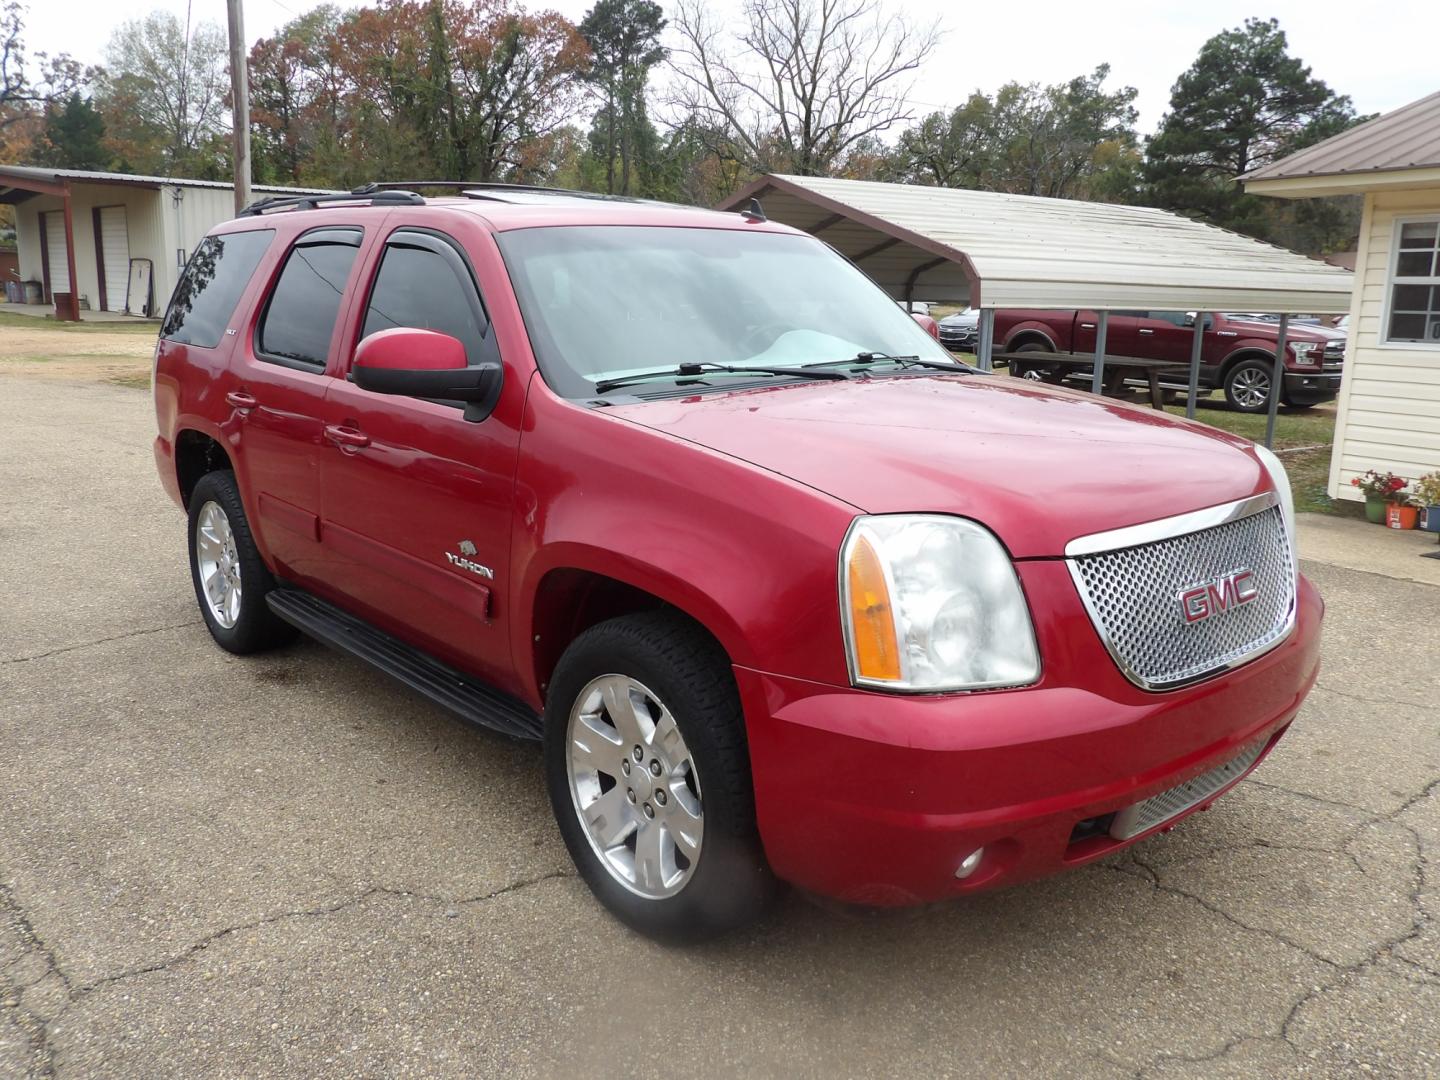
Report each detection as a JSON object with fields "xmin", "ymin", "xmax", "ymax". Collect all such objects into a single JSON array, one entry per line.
[
  {"xmin": 174, "ymin": 428, "xmax": 234, "ymax": 509},
  {"xmin": 1003, "ymin": 328, "xmax": 1057, "ymax": 353}
]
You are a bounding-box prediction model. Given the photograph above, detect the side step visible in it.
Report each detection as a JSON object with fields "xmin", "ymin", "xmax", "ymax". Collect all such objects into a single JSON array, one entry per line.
[{"xmin": 266, "ymin": 588, "xmax": 543, "ymax": 741}]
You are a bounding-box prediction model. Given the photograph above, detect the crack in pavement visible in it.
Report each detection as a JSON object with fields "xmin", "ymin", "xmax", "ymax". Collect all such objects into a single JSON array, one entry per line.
[
  {"xmin": 0, "ymin": 869, "xmax": 573, "ymax": 1078},
  {"xmin": 1, "ymin": 622, "xmax": 197, "ymax": 665},
  {"xmin": 1310, "ymin": 680, "xmax": 1430, "ymax": 713},
  {"xmin": 1132, "ymin": 780, "xmax": 1438, "ymax": 1076}
]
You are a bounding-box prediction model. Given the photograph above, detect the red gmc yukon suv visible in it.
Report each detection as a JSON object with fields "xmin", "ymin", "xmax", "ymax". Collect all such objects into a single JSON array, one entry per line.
[{"xmin": 153, "ymin": 187, "xmax": 1323, "ymax": 941}]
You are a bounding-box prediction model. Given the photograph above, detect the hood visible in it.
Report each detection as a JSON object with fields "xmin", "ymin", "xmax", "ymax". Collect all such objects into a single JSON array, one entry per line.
[
  {"xmin": 1225, "ymin": 316, "xmax": 1345, "ymax": 343},
  {"xmin": 607, "ymin": 375, "xmax": 1269, "ymax": 559},
  {"xmin": 940, "ymin": 310, "xmax": 979, "ymax": 327}
]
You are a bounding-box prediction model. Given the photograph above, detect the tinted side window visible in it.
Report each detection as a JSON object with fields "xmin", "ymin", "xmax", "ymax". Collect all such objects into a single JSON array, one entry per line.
[
  {"xmin": 161, "ymin": 230, "xmax": 273, "ymax": 348},
  {"xmin": 257, "ymin": 229, "xmax": 363, "ymax": 370},
  {"xmin": 361, "ymin": 237, "xmax": 488, "ymax": 364}
]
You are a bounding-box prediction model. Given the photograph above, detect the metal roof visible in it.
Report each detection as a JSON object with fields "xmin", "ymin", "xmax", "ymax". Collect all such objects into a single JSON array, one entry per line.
[
  {"xmin": 0, "ymin": 164, "xmax": 336, "ymax": 196},
  {"xmin": 1242, "ymin": 91, "xmax": 1440, "ymax": 185},
  {"xmin": 719, "ymin": 174, "xmax": 1354, "ymax": 313}
]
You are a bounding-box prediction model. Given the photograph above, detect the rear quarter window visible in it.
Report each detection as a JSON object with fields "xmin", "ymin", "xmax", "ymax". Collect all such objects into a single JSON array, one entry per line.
[{"xmin": 161, "ymin": 230, "xmax": 274, "ymax": 348}]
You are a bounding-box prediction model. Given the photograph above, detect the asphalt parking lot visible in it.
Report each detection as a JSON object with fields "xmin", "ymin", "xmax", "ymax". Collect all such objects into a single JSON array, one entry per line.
[{"xmin": 2, "ymin": 372, "xmax": 1438, "ymax": 1079}]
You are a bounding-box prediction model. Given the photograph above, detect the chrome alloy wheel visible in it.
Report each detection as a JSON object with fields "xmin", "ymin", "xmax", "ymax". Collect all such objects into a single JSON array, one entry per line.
[
  {"xmin": 566, "ymin": 675, "xmax": 704, "ymax": 899},
  {"xmin": 1231, "ymin": 367, "xmax": 1271, "ymax": 409},
  {"xmin": 195, "ymin": 500, "xmax": 242, "ymax": 629}
]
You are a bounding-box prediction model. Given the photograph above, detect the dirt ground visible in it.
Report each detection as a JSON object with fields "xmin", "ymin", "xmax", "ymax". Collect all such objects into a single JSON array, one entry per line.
[{"xmin": 0, "ymin": 318, "xmax": 158, "ymax": 389}]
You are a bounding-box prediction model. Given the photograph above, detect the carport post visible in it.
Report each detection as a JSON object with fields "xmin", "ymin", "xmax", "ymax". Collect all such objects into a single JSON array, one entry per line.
[
  {"xmin": 1090, "ymin": 311, "xmax": 1109, "ymax": 395},
  {"xmin": 60, "ymin": 184, "xmax": 80, "ymax": 321},
  {"xmin": 1186, "ymin": 313, "xmax": 1206, "ymax": 419},
  {"xmin": 977, "ymin": 309, "xmax": 995, "ymax": 371},
  {"xmin": 1264, "ymin": 314, "xmax": 1289, "ymax": 449}
]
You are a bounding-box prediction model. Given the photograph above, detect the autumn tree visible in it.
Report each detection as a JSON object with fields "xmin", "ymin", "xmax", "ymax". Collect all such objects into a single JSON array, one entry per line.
[
  {"xmin": 1145, "ymin": 18, "xmax": 1356, "ymax": 235},
  {"xmin": 669, "ymin": 0, "xmax": 938, "ymax": 176},
  {"xmin": 95, "ymin": 11, "xmax": 229, "ymax": 175},
  {"xmin": 248, "ymin": 5, "xmax": 345, "ymax": 184},
  {"xmin": 579, "ymin": 0, "xmax": 665, "ymax": 194},
  {"xmin": 0, "ymin": 1, "xmax": 86, "ymax": 158}
]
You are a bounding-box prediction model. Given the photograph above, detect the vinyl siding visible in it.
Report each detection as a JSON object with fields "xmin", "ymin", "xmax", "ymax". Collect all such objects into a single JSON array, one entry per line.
[{"xmin": 1329, "ymin": 187, "xmax": 1440, "ymax": 500}]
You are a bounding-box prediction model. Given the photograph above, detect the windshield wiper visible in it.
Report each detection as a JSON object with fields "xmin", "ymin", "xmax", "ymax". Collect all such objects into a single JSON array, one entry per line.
[
  {"xmin": 806, "ymin": 351, "xmax": 974, "ymax": 373},
  {"xmin": 592, "ymin": 362, "xmax": 849, "ymax": 394}
]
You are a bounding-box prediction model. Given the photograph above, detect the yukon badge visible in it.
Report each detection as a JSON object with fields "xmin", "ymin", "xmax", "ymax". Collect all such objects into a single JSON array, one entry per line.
[
  {"xmin": 1178, "ymin": 568, "xmax": 1258, "ymax": 625},
  {"xmin": 446, "ymin": 540, "xmax": 493, "ymax": 579}
]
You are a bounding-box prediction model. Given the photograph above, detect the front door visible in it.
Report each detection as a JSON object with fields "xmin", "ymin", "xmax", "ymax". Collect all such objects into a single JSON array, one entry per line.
[{"xmin": 315, "ymin": 226, "xmax": 525, "ymax": 688}]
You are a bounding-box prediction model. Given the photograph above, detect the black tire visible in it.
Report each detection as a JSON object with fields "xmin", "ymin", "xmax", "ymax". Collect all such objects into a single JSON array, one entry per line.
[
  {"xmin": 1013, "ymin": 340, "xmax": 1051, "ymax": 354},
  {"xmin": 1223, "ymin": 358, "xmax": 1276, "ymax": 414},
  {"xmin": 544, "ymin": 610, "xmax": 775, "ymax": 943},
  {"xmin": 187, "ymin": 470, "xmax": 297, "ymax": 654}
]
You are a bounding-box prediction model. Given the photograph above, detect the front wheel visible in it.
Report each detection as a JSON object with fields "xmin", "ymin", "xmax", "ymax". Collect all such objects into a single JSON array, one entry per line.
[
  {"xmin": 1223, "ymin": 358, "xmax": 1275, "ymax": 413},
  {"xmin": 544, "ymin": 611, "xmax": 775, "ymax": 942}
]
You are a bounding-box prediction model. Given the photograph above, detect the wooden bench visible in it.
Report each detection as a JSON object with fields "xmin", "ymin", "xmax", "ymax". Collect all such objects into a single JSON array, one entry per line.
[{"xmin": 992, "ymin": 351, "xmax": 1191, "ymax": 410}]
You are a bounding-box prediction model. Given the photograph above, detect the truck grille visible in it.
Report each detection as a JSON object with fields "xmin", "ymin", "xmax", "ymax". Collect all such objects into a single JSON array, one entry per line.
[{"xmin": 1066, "ymin": 497, "xmax": 1296, "ymax": 691}]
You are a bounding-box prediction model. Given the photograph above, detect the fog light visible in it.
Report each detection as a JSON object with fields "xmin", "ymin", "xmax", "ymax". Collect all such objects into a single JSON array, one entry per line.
[{"xmin": 955, "ymin": 848, "xmax": 984, "ymax": 879}]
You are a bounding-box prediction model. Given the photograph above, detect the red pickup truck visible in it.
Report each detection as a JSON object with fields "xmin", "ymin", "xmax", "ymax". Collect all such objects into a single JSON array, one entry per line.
[
  {"xmin": 152, "ymin": 187, "xmax": 1322, "ymax": 941},
  {"xmin": 995, "ymin": 309, "xmax": 1346, "ymax": 412}
]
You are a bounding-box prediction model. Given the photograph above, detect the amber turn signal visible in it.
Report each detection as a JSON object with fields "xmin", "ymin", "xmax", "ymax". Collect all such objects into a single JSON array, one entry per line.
[{"xmin": 846, "ymin": 532, "xmax": 902, "ymax": 682}]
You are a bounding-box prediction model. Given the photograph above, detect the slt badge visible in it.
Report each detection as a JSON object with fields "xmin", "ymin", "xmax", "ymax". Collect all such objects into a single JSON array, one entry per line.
[{"xmin": 446, "ymin": 539, "xmax": 494, "ymax": 579}]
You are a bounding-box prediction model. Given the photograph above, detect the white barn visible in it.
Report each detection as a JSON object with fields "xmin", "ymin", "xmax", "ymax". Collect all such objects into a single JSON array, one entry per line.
[
  {"xmin": 1245, "ymin": 91, "xmax": 1440, "ymax": 502},
  {"xmin": 0, "ymin": 166, "xmax": 332, "ymax": 319}
]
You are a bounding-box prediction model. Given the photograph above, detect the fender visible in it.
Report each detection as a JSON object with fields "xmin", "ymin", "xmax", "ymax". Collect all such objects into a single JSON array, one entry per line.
[
  {"xmin": 1000, "ymin": 322, "xmax": 1060, "ymax": 353},
  {"xmin": 508, "ymin": 385, "xmax": 860, "ymax": 707}
]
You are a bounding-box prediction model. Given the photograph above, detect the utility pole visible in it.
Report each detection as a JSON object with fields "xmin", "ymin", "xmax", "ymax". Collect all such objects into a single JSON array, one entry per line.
[{"xmin": 226, "ymin": 0, "xmax": 251, "ymax": 215}]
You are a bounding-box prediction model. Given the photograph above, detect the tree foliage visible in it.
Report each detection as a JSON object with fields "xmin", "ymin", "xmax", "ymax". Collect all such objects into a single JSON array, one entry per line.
[
  {"xmin": 1145, "ymin": 17, "xmax": 1356, "ymax": 234},
  {"xmin": 0, "ymin": 0, "xmax": 85, "ymax": 158},
  {"xmin": 578, "ymin": 0, "xmax": 665, "ymax": 194},
  {"xmin": 35, "ymin": 92, "xmax": 106, "ymax": 168}
]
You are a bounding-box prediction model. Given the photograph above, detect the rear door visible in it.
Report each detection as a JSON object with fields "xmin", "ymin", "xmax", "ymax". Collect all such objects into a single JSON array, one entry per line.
[
  {"xmin": 314, "ymin": 224, "xmax": 525, "ymax": 687},
  {"xmin": 228, "ymin": 225, "xmax": 369, "ymax": 583}
]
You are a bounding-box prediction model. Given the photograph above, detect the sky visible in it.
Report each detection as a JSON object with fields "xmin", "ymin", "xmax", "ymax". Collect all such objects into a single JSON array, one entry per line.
[{"xmin": 23, "ymin": 0, "xmax": 1438, "ymax": 136}]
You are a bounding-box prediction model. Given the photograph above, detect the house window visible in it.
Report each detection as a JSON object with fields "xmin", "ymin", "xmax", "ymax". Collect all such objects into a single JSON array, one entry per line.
[{"xmin": 1387, "ymin": 219, "xmax": 1440, "ymax": 345}]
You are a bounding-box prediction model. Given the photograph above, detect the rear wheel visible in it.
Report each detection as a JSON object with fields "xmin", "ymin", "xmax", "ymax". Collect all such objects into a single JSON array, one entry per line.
[
  {"xmin": 1223, "ymin": 358, "xmax": 1275, "ymax": 413},
  {"xmin": 187, "ymin": 471, "xmax": 296, "ymax": 654},
  {"xmin": 544, "ymin": 611, "xmax": 775, "ymax": 942}
]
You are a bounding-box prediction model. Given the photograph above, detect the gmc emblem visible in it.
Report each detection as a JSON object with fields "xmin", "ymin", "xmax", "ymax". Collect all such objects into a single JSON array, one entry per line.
[{"xmin": 1179, "ymin": 569, "xmax": 1259, "ymax": 624}]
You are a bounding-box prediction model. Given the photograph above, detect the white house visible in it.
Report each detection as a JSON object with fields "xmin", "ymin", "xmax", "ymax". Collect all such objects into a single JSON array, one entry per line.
[
  {"xmin": 1245, "ymin": 91, "xmax": 1440, "ymax": 501},
  {"xmin": 0, "ymin": 166, "xmax": 332, "ymax": 319}
]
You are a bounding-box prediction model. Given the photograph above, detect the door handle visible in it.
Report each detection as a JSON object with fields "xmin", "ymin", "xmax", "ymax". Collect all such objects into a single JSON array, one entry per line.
[
  {"xmin": 324, "ymin": 424, "xmax": 371, "ymax": 450},
  {"xmin": 1138, "ymin": 328, "xmax": 1155, "ymax": 335},
  {"xmin": 1079, "ymin": 323, "xmax": 1095, "ymax": 330},
  {"xmin": 225, "ymin": 390, "xmax": 258, "ymax": 412}
]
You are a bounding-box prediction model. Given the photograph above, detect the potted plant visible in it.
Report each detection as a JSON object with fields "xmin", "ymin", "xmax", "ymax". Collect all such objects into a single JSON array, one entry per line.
[
  {"xmin": 1415, "ymin": 472, "xmax": 1440, "ymax": 533},
  {"xmin": 1351, "ymin": 469, "xmax": 1408, "ymax": 524}
]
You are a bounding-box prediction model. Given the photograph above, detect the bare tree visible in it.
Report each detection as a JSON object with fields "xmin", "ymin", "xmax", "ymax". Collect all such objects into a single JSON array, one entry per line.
[{"xmin": 668, "ymin": 0, "xmax": 938, "ymax": 176}]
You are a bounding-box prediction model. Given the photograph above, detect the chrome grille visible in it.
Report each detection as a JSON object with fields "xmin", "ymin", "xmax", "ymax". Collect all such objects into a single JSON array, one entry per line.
[
  {"xmin": 1109, "ymin": 735, "xmax": 1269, "ymax": 839},
  {"xmin": 1067, "ymin": 498, "xmax": 1296, "ymax": 691}
]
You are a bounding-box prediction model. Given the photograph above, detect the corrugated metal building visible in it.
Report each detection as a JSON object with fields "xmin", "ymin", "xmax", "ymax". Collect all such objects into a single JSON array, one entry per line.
[
  {"xmin": 1245, "ymin": 91, "xmax": 1440, "ymax": 502},
  {"xmin": 0, "ymin": 167, "xmax": 333, "ymax": 318}
]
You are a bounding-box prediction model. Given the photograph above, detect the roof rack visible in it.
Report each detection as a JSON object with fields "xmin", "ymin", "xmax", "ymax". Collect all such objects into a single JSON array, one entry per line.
[{"xmin": 237, "ymin": 189, "xmax": 425, "ymax": 217}]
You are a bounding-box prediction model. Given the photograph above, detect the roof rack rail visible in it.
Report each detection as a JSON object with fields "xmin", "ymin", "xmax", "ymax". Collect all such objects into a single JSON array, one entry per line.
[
  {"xmin": 237, "ymin": 189, "xmax": 425, "ymax": 217},
  {"xmin": 351, "ymin": 181, "xmax": 472, "ymax": 193}
]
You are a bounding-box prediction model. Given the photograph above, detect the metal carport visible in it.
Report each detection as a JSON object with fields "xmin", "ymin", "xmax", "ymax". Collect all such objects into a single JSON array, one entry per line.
[{"xmin": 718, "ymin": 175, "xmax": 1354, "ymax": 446}]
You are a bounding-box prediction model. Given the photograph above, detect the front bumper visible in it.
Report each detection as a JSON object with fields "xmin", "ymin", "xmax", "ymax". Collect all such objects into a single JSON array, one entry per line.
[
  {"xmin": 1283, "ymin": 371, "xmax": 1342, "ymax": 405},
  {"xmin": 736, "ymin": 566, "xmax": 1323, "ymax": 905}
]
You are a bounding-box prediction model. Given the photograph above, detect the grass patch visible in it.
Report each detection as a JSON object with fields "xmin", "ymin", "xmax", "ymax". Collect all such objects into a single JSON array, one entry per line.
[
  {"xmin": 108, "ymin": 372, "xmax": 152, "ymax": 390},
  {"xmin": 0, "ymin": 310, "xmax": 160, "ymax": 334}
]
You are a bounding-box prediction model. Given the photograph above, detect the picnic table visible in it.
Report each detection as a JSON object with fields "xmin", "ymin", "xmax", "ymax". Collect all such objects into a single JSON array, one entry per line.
[{"xmin": 991, "ymin": 351, "xmax": 1191, "ymax": 410}]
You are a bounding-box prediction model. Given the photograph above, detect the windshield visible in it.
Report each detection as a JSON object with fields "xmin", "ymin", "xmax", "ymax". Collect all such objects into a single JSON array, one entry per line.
[{"xmin": 496, "ymin": 225, "xmax": 957, "ymax": 397}]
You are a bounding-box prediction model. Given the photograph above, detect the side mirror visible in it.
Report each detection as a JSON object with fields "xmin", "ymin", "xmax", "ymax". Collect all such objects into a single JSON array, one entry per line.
[
  {"xmin": 1183, "ymin": 312, "xmax": 1196, "ymax": 327},
  {"xmin": 910, "ymin": 312, "xmax": 939, "ymax": 340},
  {"xmin": 352, "ymin": 328, "xmax": 500, "ymax": 413}
]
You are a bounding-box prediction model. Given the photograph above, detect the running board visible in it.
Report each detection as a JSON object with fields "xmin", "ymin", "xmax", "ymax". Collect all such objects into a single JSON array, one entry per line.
[{"xmin": 266, "ymin": 588, "xmax": 543, "ymax": 741}]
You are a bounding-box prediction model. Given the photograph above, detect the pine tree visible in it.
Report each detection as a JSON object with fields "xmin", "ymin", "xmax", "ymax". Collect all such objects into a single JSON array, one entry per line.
[{"xmin": 35, "ymin": 93, "xmax": 106, "ymax": 169}]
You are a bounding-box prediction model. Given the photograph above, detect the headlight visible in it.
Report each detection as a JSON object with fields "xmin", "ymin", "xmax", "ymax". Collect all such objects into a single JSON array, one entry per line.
[
  {"xmin": 1290, "ymin": 342, "xmax": 1320, "ymax": 366},
  {"xmin": 1253, "ymin": 444, "xmax": 1298, "ymax": 571},
  {"xmin": 840, "ymin": 515, "xmax": 1039, "ymax": 692}
]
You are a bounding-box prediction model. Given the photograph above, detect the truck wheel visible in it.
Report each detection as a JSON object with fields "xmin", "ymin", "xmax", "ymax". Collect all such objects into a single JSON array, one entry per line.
[
  {"xmin": 1223, "ymin": 359, "xmax": 1275, "ymax": 413},
  {"xmin": 187, "ymin": 471, "xmax": 296, "ymax": 654},
  {"xmin": 544, "ymin": 611, "xmax": 775, "ymax": 942}
]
